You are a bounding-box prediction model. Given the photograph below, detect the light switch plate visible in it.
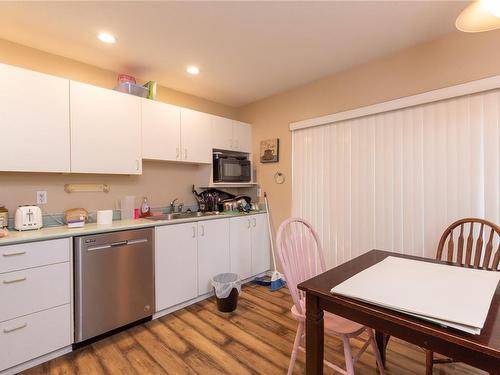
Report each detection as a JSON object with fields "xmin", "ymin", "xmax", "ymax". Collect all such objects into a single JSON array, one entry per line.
[{"xmin": 36, "ymin": 191, "xmax": 48, "ymax": 204}]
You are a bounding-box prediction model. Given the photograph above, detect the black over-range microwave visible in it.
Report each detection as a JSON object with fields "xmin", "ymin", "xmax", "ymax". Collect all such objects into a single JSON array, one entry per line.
[{"xmin": 213, "ymin": 151, "xmax": 252, "ymax": 182}]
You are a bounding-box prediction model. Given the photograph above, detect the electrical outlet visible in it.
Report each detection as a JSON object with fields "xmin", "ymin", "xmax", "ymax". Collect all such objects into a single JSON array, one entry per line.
[
  {"xmin": 37, "ymin": 191, "xmax": 48, "ymax": 205},
  {"xmin": 257, "ymin": 188, "xmax": 262, "ymax": 197}
]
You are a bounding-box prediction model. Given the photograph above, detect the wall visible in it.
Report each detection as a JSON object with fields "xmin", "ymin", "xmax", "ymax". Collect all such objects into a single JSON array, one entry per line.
[
  {"xmin": 239, "ymin": 29, "xmax": 500, "ymax": 228},
  {"xmin": 0, "ymin": 38, "xmax": 237, "ymax": 215},
  {"xmin": 0, "ymin": 162, "xmax": 210, "ymax": 215}
]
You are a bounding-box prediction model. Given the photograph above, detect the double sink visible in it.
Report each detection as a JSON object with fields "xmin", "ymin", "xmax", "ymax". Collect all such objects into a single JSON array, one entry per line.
[{"xmin": 145, "ymin": 211, "xmax": 221, "ymax": 221}]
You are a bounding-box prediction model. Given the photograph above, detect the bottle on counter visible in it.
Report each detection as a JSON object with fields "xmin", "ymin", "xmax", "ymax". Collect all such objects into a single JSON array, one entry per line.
[
  {"xmin": 0, "ymin": 205, "xmax": 8, "ymax": 229},
  {"xmin": 140, "ymin": 197, "xmax": 151, "ymax": 218}
]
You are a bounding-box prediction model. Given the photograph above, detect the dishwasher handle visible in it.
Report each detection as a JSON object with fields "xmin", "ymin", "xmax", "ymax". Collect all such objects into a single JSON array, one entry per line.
[
  {"xmin": 87, "ymin": 238, "xmax": 148, "ymax": 251},
  {"xmin": 111, "ymin": 241, "xmax": 128, "ymax": 247}
]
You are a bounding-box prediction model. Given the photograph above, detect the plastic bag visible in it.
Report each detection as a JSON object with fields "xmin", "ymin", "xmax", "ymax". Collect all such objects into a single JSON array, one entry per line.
[{"xmin": 211, "ymin": 273, "xmax": 241, "ymax": 298}]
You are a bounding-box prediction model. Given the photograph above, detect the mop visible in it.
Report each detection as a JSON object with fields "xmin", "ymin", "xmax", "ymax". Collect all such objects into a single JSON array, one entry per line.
[{"xmin": 252, "ymin": 192, "xmax": 286, "ymax": 291}]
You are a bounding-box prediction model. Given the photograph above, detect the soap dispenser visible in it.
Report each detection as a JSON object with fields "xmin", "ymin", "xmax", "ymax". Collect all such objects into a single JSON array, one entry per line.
[{"xmin": 140, "ymin": 197, "xmax": 151, "ymax": 217}]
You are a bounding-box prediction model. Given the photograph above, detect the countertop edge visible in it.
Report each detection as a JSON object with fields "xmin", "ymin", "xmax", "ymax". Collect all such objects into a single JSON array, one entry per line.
[{"xmin": 0, "ymin": 211, "xmax": 267, "ymax": 246}]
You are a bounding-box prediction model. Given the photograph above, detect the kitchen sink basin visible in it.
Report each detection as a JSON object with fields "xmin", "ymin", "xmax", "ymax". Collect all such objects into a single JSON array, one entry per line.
[{"xmin": 145, "ymin": 211, "xmax": 219, "ymax": 221}]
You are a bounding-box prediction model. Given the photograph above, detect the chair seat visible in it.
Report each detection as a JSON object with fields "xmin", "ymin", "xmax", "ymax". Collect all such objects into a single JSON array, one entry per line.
[{"xmin": 291, "ymin": 300, "xmax": 365, "ymax": 335}]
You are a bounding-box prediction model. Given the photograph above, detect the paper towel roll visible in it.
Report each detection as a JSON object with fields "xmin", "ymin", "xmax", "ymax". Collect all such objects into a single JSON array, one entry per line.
[
  {"xmin": 97, "ymin": 210, "xmax": 113, "ymax": 225},
  {"xmin": 120, "ymin": 196, "xmax": 135, "ymax": 220}
]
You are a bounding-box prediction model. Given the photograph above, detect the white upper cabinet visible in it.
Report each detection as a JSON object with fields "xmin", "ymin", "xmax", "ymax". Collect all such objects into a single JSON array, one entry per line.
[
  {"xmin": 70, "ymin": 81, "xmax": 142, "ymax": 174},
  {"xmin": 142, "ymin": 99, "xmax": 181, "ymax": 162},
  {"xmin": 233, "ymin": 120, "xmax": 252, "ymax": 153},
  {"xmin": 180, "ymin": 108, "xmax": 212, "ymax": 164},
  {"xmin": 211, "ymin": 117, "xmax": 252, "ymax": 153},
  {"xmin": 211, "ymin": 115, "xmax": 234, "ymax": 151},
  {"xmin": 0, "ymin": 63, "xmax": 70, "ymax": 173}
]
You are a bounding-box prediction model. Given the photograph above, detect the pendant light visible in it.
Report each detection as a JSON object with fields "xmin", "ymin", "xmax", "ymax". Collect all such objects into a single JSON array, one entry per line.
[{"xmin": 456, "ymin": 0, "xmax": 500, "ymax": 32}]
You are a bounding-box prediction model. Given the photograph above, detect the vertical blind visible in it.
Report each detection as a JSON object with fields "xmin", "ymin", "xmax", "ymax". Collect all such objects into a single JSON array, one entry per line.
[{"xmin": 292, "ymin": 89, "xmax": 500, "ymax": 268}]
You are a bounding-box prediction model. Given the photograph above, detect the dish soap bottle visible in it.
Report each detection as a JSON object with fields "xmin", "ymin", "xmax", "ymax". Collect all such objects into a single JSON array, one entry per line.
[{"xmin": 140, "ymin": 197, "xmax": 151, "ymax": 218}]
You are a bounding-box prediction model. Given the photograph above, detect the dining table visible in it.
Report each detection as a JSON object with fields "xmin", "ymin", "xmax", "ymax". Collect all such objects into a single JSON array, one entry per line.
[{"xmin": 297, "ymin": 249, "xmax": 500, "ymax": 374}]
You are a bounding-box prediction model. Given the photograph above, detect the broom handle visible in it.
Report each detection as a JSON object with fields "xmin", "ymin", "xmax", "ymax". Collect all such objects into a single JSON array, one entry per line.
[{"xmin": 264, "ymin": 192, "xmax": 279, "ymax": 272}]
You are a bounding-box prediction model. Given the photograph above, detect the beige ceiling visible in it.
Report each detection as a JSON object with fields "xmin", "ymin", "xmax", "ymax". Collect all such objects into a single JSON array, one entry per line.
[{"xmin": 0, "ymin": 1, "xmax": 467, "ymax": 107}]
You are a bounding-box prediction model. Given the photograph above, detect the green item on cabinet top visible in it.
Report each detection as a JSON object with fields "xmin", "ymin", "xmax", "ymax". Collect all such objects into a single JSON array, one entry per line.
[{"xmin": 143, "ymin": 81, "xmax": 157, "ymax": 100}]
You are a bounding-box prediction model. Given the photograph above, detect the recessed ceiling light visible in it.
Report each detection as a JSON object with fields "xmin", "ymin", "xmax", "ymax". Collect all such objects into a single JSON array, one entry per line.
[
  {"xmin": 187, "ymin": 65, "xmax": 200, "ymax": 75},
  {"xmin": 98, "ymin": 32, "xmax": 116, "ymax": 44}
]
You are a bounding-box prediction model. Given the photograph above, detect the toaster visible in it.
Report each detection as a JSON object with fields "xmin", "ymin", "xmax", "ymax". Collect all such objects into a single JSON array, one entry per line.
[{"xmin": 15, "ymin": 206, "xmax": 43, "ymax": 231}]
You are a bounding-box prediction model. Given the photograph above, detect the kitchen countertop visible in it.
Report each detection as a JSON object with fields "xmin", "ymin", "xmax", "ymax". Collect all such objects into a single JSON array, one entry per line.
[{"xmin": 0, "ymin": 210, "xmax": 266, "ymax": 246}]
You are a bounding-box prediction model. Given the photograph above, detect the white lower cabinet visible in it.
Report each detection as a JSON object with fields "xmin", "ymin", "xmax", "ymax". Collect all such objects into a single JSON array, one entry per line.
[
  {"xmin": 155, "ymin": 218, "xmax": 230, "ymax": 311},
  {"xmin": 197, "ymin": 219, "xmax": 230, "ymax": 295},
  {"xmin": 0, "ymin": 304, "xmax": 71, "ymax": 372},
  {"xmin": 230, "ymin": 213, "xmax": 271, "ymax": 278},
  {"xmin": 155, "ymin": 215, "xmax": 270, "ymax": 312},
  {"xmin": 229, "ymin": 217, "xmax": 253, "ymax": 279},
  {"xmin": 0, "ymin": 214, "xmax": 269, "ymax": 372},
  {"xmin": 0, "ymin": 239, "xmax": 72, "ymax": 372},
  {"xmin": 155, "ymin": 223, "xmax": 198, "ymax": 312},
  {"xmin": 250, "ymin": 214, "xmax": 271, "ymax": 275}
]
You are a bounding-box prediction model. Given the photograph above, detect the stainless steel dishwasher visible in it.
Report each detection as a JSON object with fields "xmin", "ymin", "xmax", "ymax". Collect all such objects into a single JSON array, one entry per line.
[{"xmin": 74, "ymin": 228, "xmax": 154, "ymax": 343}]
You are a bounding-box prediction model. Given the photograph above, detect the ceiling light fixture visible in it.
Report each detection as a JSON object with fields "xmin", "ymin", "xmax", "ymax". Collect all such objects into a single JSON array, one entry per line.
[
  {"xmin": 97, "ymin": 32, "xmax": 116, "ymax": 44},
  {"xmin": 187, "ymin": 65, "xmax": 200, "ymax": 75},
  {"xmin": 456, "ymin": 0, "xmax": 500, "ymax": 32}
]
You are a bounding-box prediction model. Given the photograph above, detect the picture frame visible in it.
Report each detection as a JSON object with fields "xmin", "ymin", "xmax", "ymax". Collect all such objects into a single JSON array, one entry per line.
[{"xmin": 260, "ymin": 138, "xmax": 279, "ymax": 163}]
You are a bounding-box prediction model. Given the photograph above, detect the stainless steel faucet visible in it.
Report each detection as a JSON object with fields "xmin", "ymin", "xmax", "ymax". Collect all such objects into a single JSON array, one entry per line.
[{"xmin": 170, "ymin": 198, "xmax": 178, "ymax": 213}]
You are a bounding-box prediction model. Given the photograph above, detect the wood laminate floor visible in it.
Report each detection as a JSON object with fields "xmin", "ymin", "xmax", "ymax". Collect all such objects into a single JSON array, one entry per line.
[{"xmin": 21, "ymin": 284, "xmax": 484, "ymax": 375}]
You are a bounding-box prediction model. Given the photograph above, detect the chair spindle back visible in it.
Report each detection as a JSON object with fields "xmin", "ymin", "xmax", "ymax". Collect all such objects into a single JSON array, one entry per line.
[
  {"xmin": 436, "ymin": 218, "xmax": 500, "ymax": 270},
  {"xmin": 276, "ymin": 218, "xmax": 326, "ymax": 314}
]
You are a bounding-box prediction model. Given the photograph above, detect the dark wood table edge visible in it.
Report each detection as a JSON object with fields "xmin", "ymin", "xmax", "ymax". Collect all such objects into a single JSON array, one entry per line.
[{"xmin": 298, "ymin": 250, "xmax": 500, "ymax": 374}]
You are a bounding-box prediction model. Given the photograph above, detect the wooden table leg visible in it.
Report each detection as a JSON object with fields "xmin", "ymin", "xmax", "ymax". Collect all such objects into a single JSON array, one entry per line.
[
  {"xmin": 375, "ymin": 331, "xmax": 389, "ymax": 366},
  {"xmin": 306, "ymin": 293, "xmax": 324, "ymax": 375}
]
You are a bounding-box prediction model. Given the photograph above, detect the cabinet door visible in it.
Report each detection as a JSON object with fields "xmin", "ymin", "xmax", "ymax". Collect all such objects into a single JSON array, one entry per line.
[
  {"xmin": 211, "ymin": 115, "xmax": 234, "ymax": 151},
  {"xmin": 180, "ymin": 108, "xmax": 212, "ymax": 164},
  {"xmin": 142, "ymin": 99, "xmax": 181, "ymax": 161},
  {"xmin": 197, "ymin": 219, "xmax": 230, "ymax": 295},
  {"xmin": 251, "ymin": 214, "xmax": 272, "ymax": 275},
  {"xmin": 0, "ymin": 63, "xmax": 70, "ymax": 172},
  {"xmin": 229, "ymin": 216, "xmax": 252, "ymax": 279},
  {"xmin": 70, "ymin": 81, "xmax": 142, "ymax": 174},
  {"xmin": 155, "ymin": 223, "xmax": 198, "ymax": 311},
  {"xmin": 232, "ymin": 120, "xmax": 252, "ymax": 153}
]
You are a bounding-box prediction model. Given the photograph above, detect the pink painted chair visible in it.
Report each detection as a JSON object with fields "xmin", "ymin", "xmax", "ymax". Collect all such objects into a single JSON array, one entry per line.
[{"xmin": 276, "ymin": 217, "xmax": 385, "ymax": 375}]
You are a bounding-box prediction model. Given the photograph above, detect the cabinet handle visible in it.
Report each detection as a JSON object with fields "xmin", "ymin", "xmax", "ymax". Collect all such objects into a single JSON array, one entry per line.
[
  {"xmin": 247, "ymin": 219, "xmax": 251, "ymax": 229},
  {"xmin": 3, "ymin": 323, "xmax": 27, "ymax": 334},
  {"xmin": 252, "ymin": 218, "xmax": 256, "ymax": 227},
  {"xmin": 200, "ymin": 225, "xmax": 205, "ymax": 236},
  {"xmin": 3, "ymin": 277, "xmax": 27, "ymax": 284},
  {"xmin": 184, "ymin": 149, "xmax": 188, "ymax": 160},
  {"xmin": 136, "ymin": 159, "xmax": 140, "ymax": 171},
  {"xmin": 176, "ymin": 148, "xmax": 180, "ymax": 160},
  {"xmin": 192, "ymin": 226, "xmax": 196, "ymax": 238},
  {"xmin": 2, "ymin": 251, "xmax": 26, "ymax": 257}
]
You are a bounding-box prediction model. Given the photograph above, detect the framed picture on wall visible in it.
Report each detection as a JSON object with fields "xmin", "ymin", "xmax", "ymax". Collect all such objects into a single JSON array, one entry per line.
[{"xmin": 260, "ymin": 138, "xmax": 279, "ymax": 163}]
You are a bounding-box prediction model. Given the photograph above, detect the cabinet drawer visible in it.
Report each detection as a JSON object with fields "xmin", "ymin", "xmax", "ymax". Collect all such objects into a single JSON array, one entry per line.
[
  {"xmin": 0, "ymin": 238, "xmax": 70, "ymax": 274},
  {"xmin": 0, "ymin": 304, "xmax": 71, "ymax": 371},
  {"xmin": 0, "ymin": 262, "xmax": 70, "ymax": 322}
]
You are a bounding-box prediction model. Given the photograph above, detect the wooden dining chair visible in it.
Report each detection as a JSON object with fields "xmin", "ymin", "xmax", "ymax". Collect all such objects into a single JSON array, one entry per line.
[
  {"xmin": 426, "ymin": 217, "xmax": 500, "ymax": 375},
  {"xmin": 276, "ymin": 217, "xmax": 385, "ymax": 375}
]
